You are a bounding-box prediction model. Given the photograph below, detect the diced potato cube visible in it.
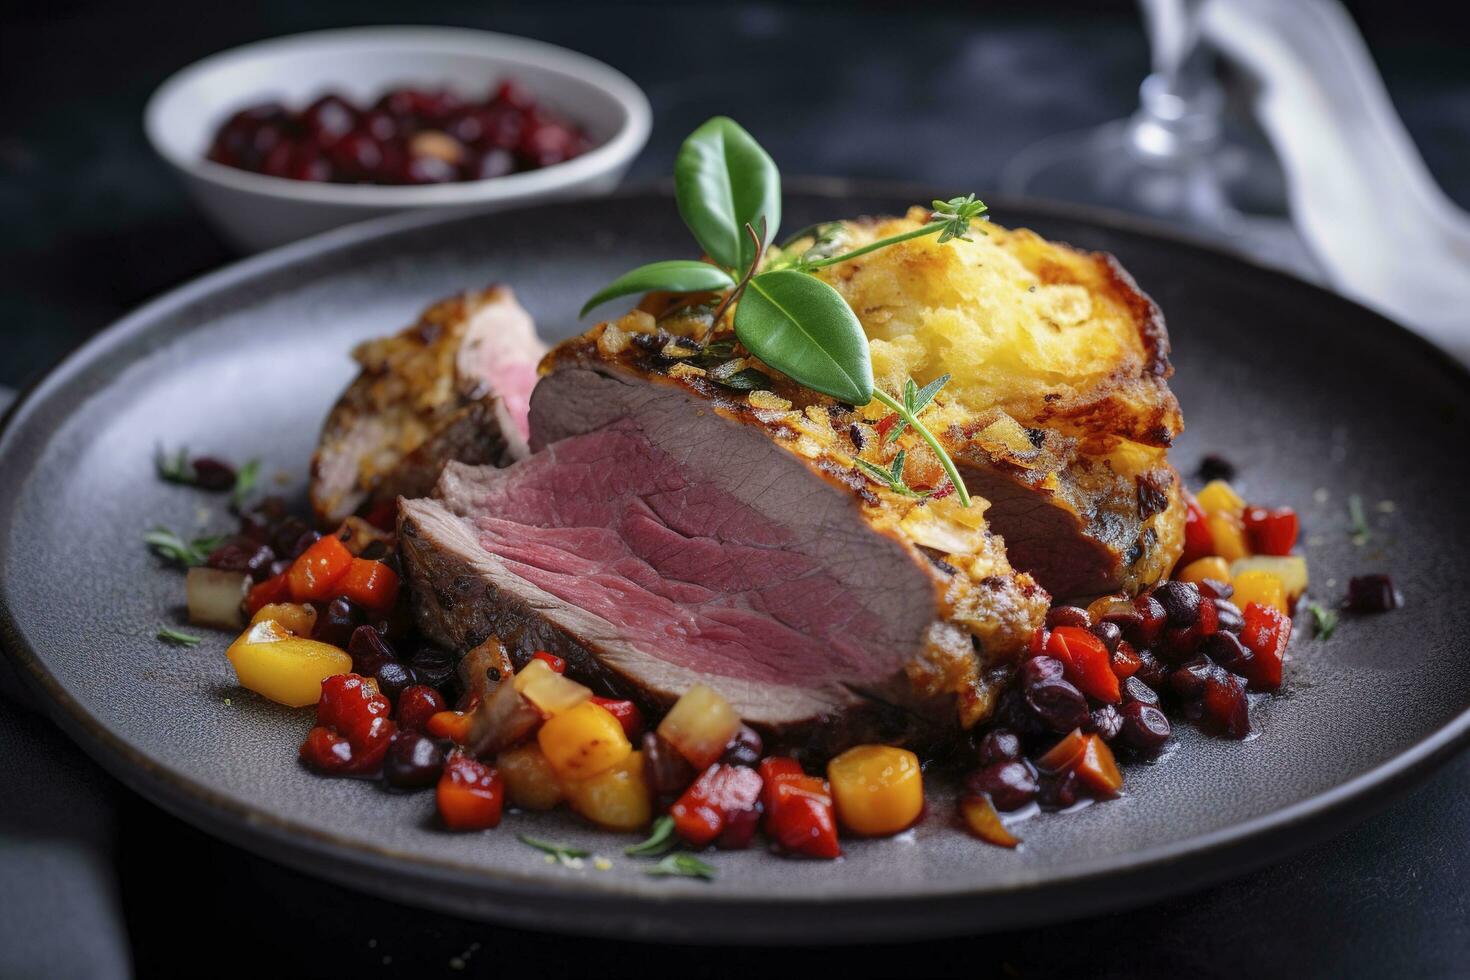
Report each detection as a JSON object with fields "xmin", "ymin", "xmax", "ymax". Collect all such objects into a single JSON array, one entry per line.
[
  {"xmin": 497, "ymin": 743, "xmax": 564, "ymax": 811},
  {"xmin": 828, "ymin": 745, "xmax": 924, "ymax": 837},
  {"xmin": 226, "ymin": 620, "xmax": 352, "ymax": 707},
  {"xmin": 562, "ymin": 751, "xmax": 651, "ymax": 831},
  {"xmin": 657, "ymin": 684, "xmax": 742, "ymax": 769},
  {"xmin": 538, "ymin": 701, "xmax": 632, "ymax": 780},
  {"xmin": 513, "ymin": 659, "xmax": 591, "ymax": 715}
]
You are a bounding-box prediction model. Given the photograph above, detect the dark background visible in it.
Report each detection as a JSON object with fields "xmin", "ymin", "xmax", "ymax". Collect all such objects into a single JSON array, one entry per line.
[{"xmin": 2, "ymin": 2, "xmax": 1468, "ymax": 977}]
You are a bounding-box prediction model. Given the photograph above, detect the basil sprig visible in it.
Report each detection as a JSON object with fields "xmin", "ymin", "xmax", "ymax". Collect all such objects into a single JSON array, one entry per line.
[{"xmin": 583, "ymin": 116, "xmax": 987, "ymax": 506}]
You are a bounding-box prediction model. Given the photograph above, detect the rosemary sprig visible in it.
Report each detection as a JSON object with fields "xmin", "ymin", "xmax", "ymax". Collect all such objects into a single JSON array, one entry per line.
[
  {"xmin": 797, "ymin": 196, "xmax": 989, "ymax": 271},
  {"xmin": 518, "ymin": 834, "xmax": 591, "ymax": 867},
  {"xmin": 1347, "ymin": 494, "xmax": 1370, "ymax": 546},
  {"xmin": 645, "ymin": 852, "xmax": 717, "ymax": 881},
  {"xmin": 231, "ymin": 459, "xmax": 261, "ymax": 510},
  {"xmin": 625, "ymin": 816, "xmax": 678, "ymax": 857},
  {"xmin": 154, "ymin": 444, "xmax": 194, "ymax": 485},
  {"xmin": 1306, "ymin": 602, "xmax": 1339, "ymax": 640},
  {"xmin": 157, "ymin": 627, "xmax": 203, "ymax": 647},
  {"xmin": 856, "ymin": 449, "xmax": 928, "ymax": 499},
  {"xmin": 871, "ymin": 377, "xmax": 970, "ymax": 507},
  {"xmin": 884, "ymin": 374, "xmax": 951, "ymax": 444},
  {"xmin": 145, "ymin": 527, "xmax": 225, "ymax": 567}
]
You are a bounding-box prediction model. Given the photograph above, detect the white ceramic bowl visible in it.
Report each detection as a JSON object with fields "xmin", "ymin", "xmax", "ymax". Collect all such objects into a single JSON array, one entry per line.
[{"xmin": 145, "ymin": 26, "xmax": 651, "ymax": 252}]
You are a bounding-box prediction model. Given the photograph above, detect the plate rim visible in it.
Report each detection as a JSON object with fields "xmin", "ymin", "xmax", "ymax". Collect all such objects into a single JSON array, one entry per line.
[{"xmin": 4, "ymin": 181, "xmax": 1470, "ymax": 942}]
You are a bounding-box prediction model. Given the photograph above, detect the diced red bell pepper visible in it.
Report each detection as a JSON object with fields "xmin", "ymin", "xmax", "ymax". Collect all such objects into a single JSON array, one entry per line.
[
  {"xmin": 1036, "ymin": 728, "xmax": 1087, "ymax": 773},
  {"xmin": 1180, "ymin": 497, "xmax": 1215, "ymax": 567},
  {"xmin": 245, "ymin": 570, "xmax": 291, "ymax": 617},
  {"xmin": 960, "ymin": 794, "xmax": 1020, "ymax": 848},
  {"xmin": 1028, "ymin": 626, "xmax": 1049, "ymax": 659},
  {"xmin": 1074, "ymin": 734, "xmax": 1123, "ymax": 796},
  {"xmin": 589, "ymin": 696, "xmax": 644, "ymax": 740},
  {"xmin": 1110, "ymin": 640, "xmax": 1142, "ymax": 680},
  {"xmin": 1046, "ymin": 626, "xmax": 1121, "ymax": 703},
  {"xmin": 531, "ymin": 651, "xmax": 566, "ymax": 674},
  {"xmin": 334, "ymin": 558, "xmax": 399, "ymax": 616},
  {"xmin": 1163, "ymin": 594, "xmax": 1219, "ymax": 655},
  {"xmin": 1244, "ymin": 506, "xmax": 1300, "ymax": 557},
  {"xmin": 287, "ymin": 534, "xmax": 354, "ymax": 603},
  {"xmin": 436, "ymin": 752, "xmax": 505, "ymax": 830},
  {"xmin": 669, "ymin": 763, "xmax": 764, "ymax": 848},
  {"xmin": 759, "ymin": 757, "xmax": 840, "ymax": 859},
  {"xmin": 874, "ymin": 413, "xmax": 899, "ymax": 442},
  {"xmin": 362, "ymin": 497, "xmax": 398, "ymax": 532},
  {"xmin": 396, "ymin": 684, "xmax": 447, "ymax": 732},
  {"xmin": 1239, "ymin": 602, "xmax": 1290, "ymax": 691},
  {"xmin": 301, "ymin": 673, "xmax": 395, "ymax": 775},
  {"xmin": 1202, "ymin": 669, "xmax": 1252, "ymax": 738}
]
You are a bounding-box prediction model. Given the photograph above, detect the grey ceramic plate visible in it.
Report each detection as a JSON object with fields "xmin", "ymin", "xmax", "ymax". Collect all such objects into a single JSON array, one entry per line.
[{"xmin": 3, "ymin": 184, "xmax": 1469, "ymax": 943}]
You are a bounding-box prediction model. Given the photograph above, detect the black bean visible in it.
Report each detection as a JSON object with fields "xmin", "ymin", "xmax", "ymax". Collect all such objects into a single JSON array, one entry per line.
[
  {"xmin": 374, "ymin": 660, "xmax": 418, "ymax": 701},
  {"xmin": 205, "ymin": 538, "xmax": 276, "ymax": 582},
  {"xmin": 1155, "ymin": 580, "xmax": 1202, "ymax": 628},
  {"xmin": 1168, "ymin": 655, "xmax": 1214, "ymax": 700},
  {"xmin": 1133, "ymin": 647, "xmax": 1169, "ymax": 688},
  {"xmin": 1125, "ymin": 594, "xmax": 1167, "ymax": 646},
  {"xmin": 1090, "ymin": 621, "xmax": 1122, "ymax": 654},
  {"xmin": 965, "ymin": 760, "xmax": 1038, "ymax": 812},
  {"xmin": 382, "ymin": 731, "xmax": 444, "ymax": 789},
  {"xmin": 1214, "ymin": 599, "xmax": 1245, "ymax": 634},
  {"xmin": 1198, "ymin": 454, "xmax": 1236, "ymax": 483},
  {"xmin": 1347, "ymin": 574, "xmax": 1401, "ymax": 613},
  {"xmin": 1038, "ymin": 770, "xmax": 1081, "ymax": 811},
  {"xmin": 1199, "ymin": 578, "xmax": 1235, "ymax": 601},
  {"xmin": 314, "ymin": 597, "xmax": 363, "ymax": 647},
  {"xmin": 348, "ymin": 625, "xmax": 396, "ymax": 677},
  {"xmin": 289, "ymin": 529, "xmax": 322, "ymax": 560},
  {"xmin": 976, "ymin": 729, "xmax": 1023, "ymax": 766},
  {"xmin": 270, "ymin": 516, "xmax": 311, "ymax": 558},
  {"xmin": 642, "ymin": 732, "xmax": 696, "ymax": 803},
  {"xmin": 1046, "ymin": 606, "xmax": 1091, "ymax": 630},
  {"xmin": 1025, "ymin": 676, "xmax": 1091, "ymax": 732},
  {"xmin": 1204, "ymin": 630, "xmax": 1252, "ymax": 677},
  {"xmin": 1122, "ymin": 675, "xmax": 1161, "ymax": 706},
  {"xmin": 1090, "ymin": 704, "xmax": 1124, "ymax": 741},
  {"xmin": 721, "ymin": 725, "xmax": 764, "ymax": 768},
  {"xmin": 1020, "ymin": 656, "xmax": 1065, "ymax": 686},
  {"xmin": 1119, "ymin": 701, "xmax": 1171, "ymax": 751},
  {"xmin": 190, "ymin": 456, "xmax": 238, "ymax": 491}
]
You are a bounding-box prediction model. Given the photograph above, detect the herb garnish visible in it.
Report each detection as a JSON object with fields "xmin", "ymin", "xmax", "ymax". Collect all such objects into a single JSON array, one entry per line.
[
  {"xmin": 145, "ymin": 527, "xmax": 225, "ymax": 567},
  {"xmin": 624, "ymin": 816, "xmax": 678, "ymax": 857},
  {"xmin": 232, "ymin": 459, "xmax": 261, "ymax": 510},
  {"xmin": 645, "ymin": 852, "xmax": 717, "ymax": 881},
  {"xmin": 856, "ymin": 450, "xmax": 928, "ymax": 499},
  {"xmin": 1306, "ymin": 602, "xmax": 1339, "ymax": 640},
  {"xmin": 518, "ymin": 834, "xmax": 591, "ymax": 867},
  {"xmin": 157, "ymin": 627, "xmax": 203, "ymax": 647},
  {"xmin": 583, "ymin": 116, "xmax": 985, "ymax": 506},
  {"xmin": 155, "ymin": 445, "xmax": 194, "ymax": 485},
  {"xmin": 1347, "ymin": 494, "xmax": 1370, "ymax": 546}
]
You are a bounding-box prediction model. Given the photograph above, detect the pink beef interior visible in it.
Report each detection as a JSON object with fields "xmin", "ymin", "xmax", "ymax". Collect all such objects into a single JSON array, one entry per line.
[{"xmin": 462, "ymin": 420, "xmax": 899, "ymax": 687}]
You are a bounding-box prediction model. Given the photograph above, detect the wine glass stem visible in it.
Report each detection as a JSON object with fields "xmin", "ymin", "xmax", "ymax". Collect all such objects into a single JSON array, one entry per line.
[{"xmin": 1131, "ymin": 0, "xmax": 1222, "ymax": 160}]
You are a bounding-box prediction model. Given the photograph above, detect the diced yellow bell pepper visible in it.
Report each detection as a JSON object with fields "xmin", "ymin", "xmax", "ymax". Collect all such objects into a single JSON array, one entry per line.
[
  {"xmin": 1230, "ymin": 555, "xmax": 1309, "ymax": 601},
  {"xmin": 562, "ymin": 751, "xmax": 651, "ymax": 831},
  {"xmin": 1177, "ymin": 556, "xmax": 1231, "ymax": 587},
  {"xmin": 1197, "ymin": 480, "xmax": 1247, "ymax": 519},
  {"xmin": 249, "ymin": 602, "xmax": 318, "ymax": 636},
  {"xmin": 497, "ymin": 742, "xmax": 564, "ymax": 811},
  {"xmin": 538, "ymin": 701, "xmax": 632, "ymax": 780},
  {"xmin": 226, "ymin": 619, "xmax": 352, "ymax": 708},
  {"xmin": 827, "ymin": 745, "xmax": 924, "ymax": 837},
  {"xmin": 1205, "ymin": 513, "xmax": 1251, "ymax": 562},
  {"xmin": 513, "ymin": 659, "xmax": 591, "ymax": 715},
  {"xmin": 1232, "ymin": 569, "xmax": 1289, "ymax": 615}
]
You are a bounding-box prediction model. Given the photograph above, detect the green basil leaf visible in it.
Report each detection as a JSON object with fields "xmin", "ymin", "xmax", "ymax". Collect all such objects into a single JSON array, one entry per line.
[
  {"xmin": 734, "ymin": 271, "xmax": 872, "ymax": 405},
  {"xmin": 675, "ymin": 117, "xmax": 781, "ymax": 272},
  {"xmin": 581, "ymin": 261, "xmax": 736, "ymax": 318}
]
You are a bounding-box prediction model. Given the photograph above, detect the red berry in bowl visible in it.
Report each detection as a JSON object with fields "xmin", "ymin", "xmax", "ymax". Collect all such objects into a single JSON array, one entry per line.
[{"xmin": 301, "ymin": 93, "xmax": 357, "ymax": 147}]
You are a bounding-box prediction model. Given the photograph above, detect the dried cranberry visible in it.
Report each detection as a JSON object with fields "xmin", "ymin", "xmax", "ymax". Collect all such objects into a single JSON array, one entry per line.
[
  {"xmin": 269, "ymin": 516, "xmax": 311, "ymax": 557},
  {"xmin": 469, "ymin": 148, "xmax": 517, "ymax": 180},
  {"xmin": 328, "ymin": 129, "xmax": 385, "ymax": 180},
  {"xmin": 314, "ymin": 597, "xmax": 363, "ymax": 647},
  {"xmin": 1197, "ymin": 454, "xmax": 1236, "ymax": 482},
  {"xmin": 1119, "ymin": 701, "xmax": 1171, "ymax": 751},
  {"xmin": 375, "ymin": 660, "xmax": 419, "ymax": 702},
  {"xmin": 1046, "ymin": 606, "xmax": 1091, "ymax": 629},
  {"xmin": 1133, "ymin": 647, "xmax": 1169, "ymax": 689},
  {"xmin": 1122, "ymin": 675, "xmax": 1161, "ymax": 706},
  {"xmin": 965, "ymin": 761, "xmax": 1038, "ymax": 812},
  {"xmin": 1347, "ymin": 574, "xmax": 1400, "ymax": 613},
  {"xmin": 716, "ymin": 805, "xmax": 761, "ymax": 850},
  {"xmin": 1025, "ymin": 676, "xmax": 1091, "ymax": 733},
  {"xmin": 403, "ymin": 154, "xmax": 458, "ymax": 184},
  {"xmin": 206, "ymin": 538, "xmax": 276, "ymax": 581},
  {"xmin": 1168, "ymin": 655, "xmax": 1214, "ymax": 700},
  {"xmin": 642, "ymin": 732, "xmax": 696, "ymax": 804},
  {"xmin": 1090, "ymin": 621, "xmax": 1122, "ymax": 654},
  {"xmin": 302, "ymin": 93, "xmax": 357, "ymax": 146},
  {"xmin": 396, "ymin": 684, "xmax": 447, "ymax": 732},
  {"xmin": 1214, "ymin": 598, "xmax": 1245, "ymax": 634},
  {"xmin": 408, "ymin": 647, "xmax": 457, "ymax": 693},
  {"xmin": 1099, "ymin": 604, "xmax": 1144, "ymax": 636},
  {"xmin": 1090, "ymin": 704, "xmax": 1124, "ymax": 741},
  {"xmin": 1199, "ymin": 578, "xmax": 1235, "ymax": 601},
  {"xmin": 303, "ymin": 673, "xmax": 395, "ymax": 775},
  {"xmin": 1020, "ymin": 656, "xmax": 1065, "ymax": 685},
  {"xmin": 1154, "ymin": 580, "xmax": 1202, "ymax": 628},
  {"xmin": 720, "ymin": 725, "xmax": 764, "ymax": 768},
  {"xmin": 1201, "ymin": 668, "xmax": 1251, "ymax": 738},
  {"xmin": 1038, "ymin": 769, "xmax": 1081, "ymax": 811},
  {"xmin": 383, "ymin": 730, "xmax": 444, "ymax": 789},
  {"xmin": 976, "ymin": 729, "xmax": 1023, "ymax": 766},
  {"xmin": 1129, "ymin": 594, "xmax": 1168, "ymax": 646},
  {"xmin": 347, "ymin": 624, "xmax": 396, "ymax": 677},
  {"xmin": 494, "ymin": 79, "xmax": 536, "ymax": 110},
  {"xmin": 1204, "ymin": 630, "xmax": 1252, "ymax": 677},
  {"xmin": 994, "ymin": 688, "xmax": 1046, "ymax": 737},
  {"xmin": 190, "ymin": 456, "xmax": 237, "ymax": 490}
]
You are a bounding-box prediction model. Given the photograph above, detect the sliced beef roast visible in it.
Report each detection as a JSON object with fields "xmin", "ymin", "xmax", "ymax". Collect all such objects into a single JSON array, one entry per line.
[
  {"xmin": 400, "ymin": 333, "xmax": 1049, "ymax": 751},
  {"xmin": 310, "ymin": 286, "xmax": 546, "ymax": 526}
]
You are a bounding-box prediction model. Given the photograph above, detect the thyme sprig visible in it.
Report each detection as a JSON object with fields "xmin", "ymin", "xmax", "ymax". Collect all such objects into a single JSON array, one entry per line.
[
  {"xmin": 518, "ymin": 834, "xmax": 592, "ymax": 868},
  {"xmin": 646, "ymin": 852, "xmax": 717, "ymax": 881},
  {"xmin": 624, "ymin": 816, "xmax": 678, "ymax": 857},
  {"xmin": 157, "ymin": 627, "xmax": 203, "ymax": 647},
  {"xmin": 145, "ymin": 527, "xmax": 225, "ymax": 567}
]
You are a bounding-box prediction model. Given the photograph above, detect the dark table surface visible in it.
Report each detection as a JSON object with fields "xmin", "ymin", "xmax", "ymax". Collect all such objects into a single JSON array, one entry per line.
[{"xmin": 3, "ymin": 2, "xmax": 1469, "ymax": 977}]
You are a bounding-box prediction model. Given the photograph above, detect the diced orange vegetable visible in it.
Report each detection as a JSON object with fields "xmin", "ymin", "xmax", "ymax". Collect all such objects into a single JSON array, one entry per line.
[
  {"xmin": 538, "ymin": 701, "xmax": 632, "ymax": 780},
  {"xmin": 657, "ymin": 684, "xmax": 742, "ymax": 770},
  {"xmin": 226, "ymin": 619, "xmax": 353, "ymax": 708},
  {"xmin": 513, "ymin": 659, "xmax": 591, "ymax": 715},
  {"xmin": 759, "ymin": 757, "xmax": 840, "ymax": 859},
  {"xmin": 1111, "ymin": 640, "xmax": 1142, "ymax": 680},
  {"xmin": 960, "ymin": 794, "xmax": 1020, "ymax": 848},
  {"xmin": 562, "ymin": 750, "xmax": 651, "ymax": 831},
  {"xmin": 1036, "ymin": 728, "xmax": 1087, "ymax": 773},
  {"xmin": 1205, "ymin": 513, "xmax": 1250, "ymax": 562},
  {"xmin": 334, "ymin": 558, "xmax": 399, "ymax": 615},
  {"xmin": 436, "ymin": 752, "xmax": 504, "ymax": 830},
  {"xmin": 1178, "ymin": 556, "xmax": 1231, "ymax": 587},
  {"xmin": 1046, "ymin": 626, "xmax": 1121, "ymax": 703},
  {"xmin": 1232, "ymin": 569, "xmax": 1288, "ymax": 616},
  {"xmin": 670, "ymin": 763, "xmax": 763, "ymax": 847},
  {"xmin": 245, "ymin": 571, "xmax": 291, "ymax": 617},
  {"xmin": 827, "ymin": 745, "xmax": 924, "ymax": 837},
  {"xmin": 1074, "ymin": 734, "xmax": 1123, "ymax": 796},
  {"xmin": 427, "ymin": 710, "xmax": 473, "ymax": 744},
  {"xmin": 1197, "ymin": 479, "xmax": 1246, "ymax": 519},
  {"xmin": 496, "ymin": 742, "xmax": 564, "ymax": 811},
  {"xmin": 287, "ymin": 534, "xmax": 354, "ymax": 603},
  {"xmin": 250, "ymin": 601, "xmax": 318, "ymax": 636}
]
